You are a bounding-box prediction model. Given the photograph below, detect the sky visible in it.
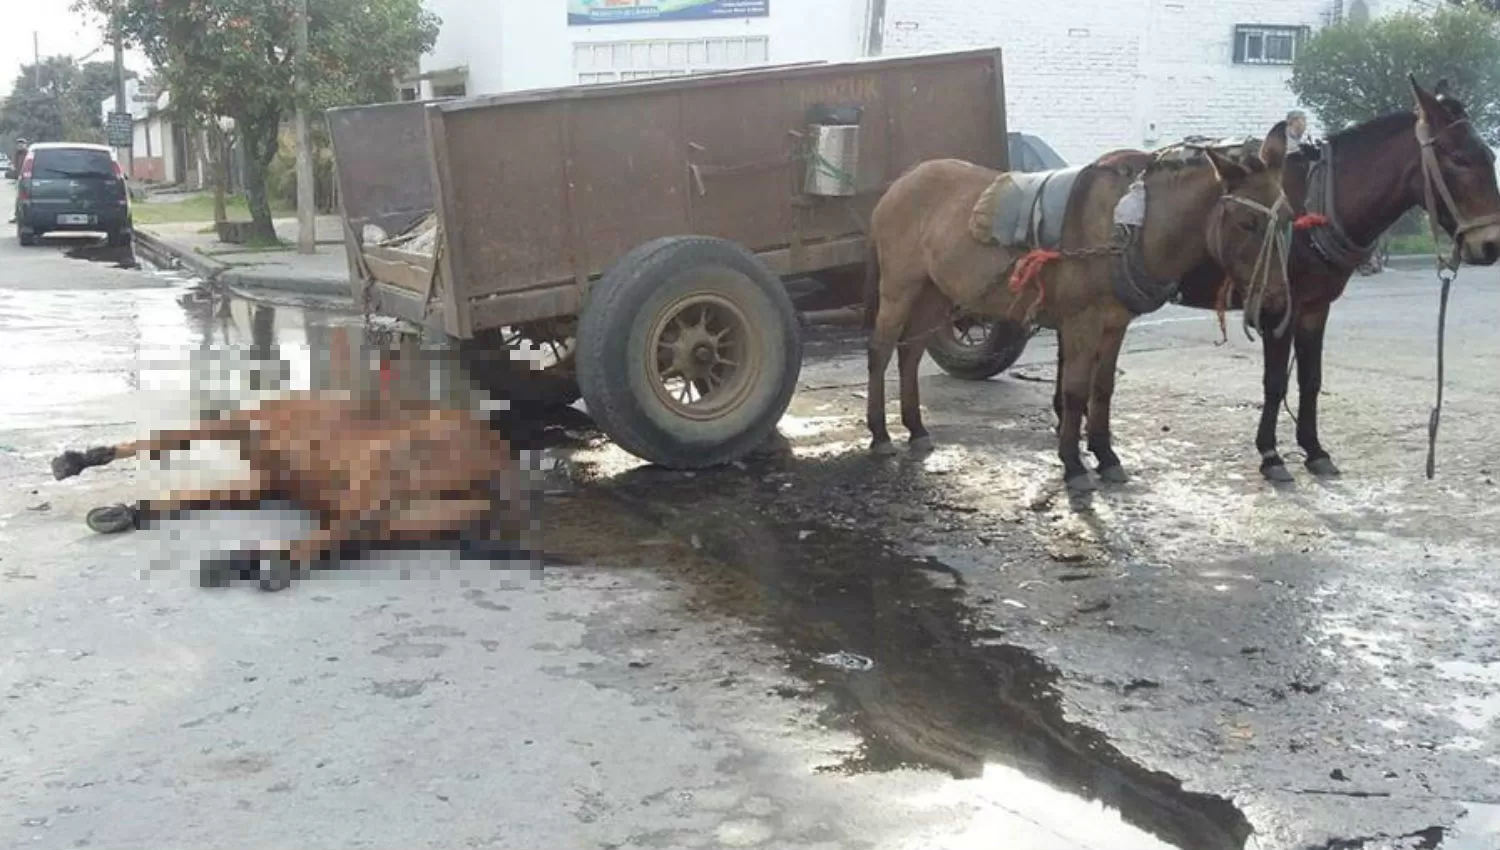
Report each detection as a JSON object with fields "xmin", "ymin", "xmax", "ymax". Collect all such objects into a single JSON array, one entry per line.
[{"xmin": 0, "ymin": 0, "xmax": 150, "ymax": 97}]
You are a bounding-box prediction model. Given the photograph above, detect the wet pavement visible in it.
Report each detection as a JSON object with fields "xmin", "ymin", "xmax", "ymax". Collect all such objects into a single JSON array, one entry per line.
[{"xmin": 3, "ymin": 175, "xmax": 1500, "ymax": 849}]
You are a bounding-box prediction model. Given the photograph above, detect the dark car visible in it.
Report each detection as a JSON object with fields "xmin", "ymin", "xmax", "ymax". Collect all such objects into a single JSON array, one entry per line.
[
  {"xmin": 1008, "ymin": 132, "xmax": 1068, "ymax": 173},
  {"xmin": 13, "ymin": 142, "xmax": 133, "ymax": 247}
]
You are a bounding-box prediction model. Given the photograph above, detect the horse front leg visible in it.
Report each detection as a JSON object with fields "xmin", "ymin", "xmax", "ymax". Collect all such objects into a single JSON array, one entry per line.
[
  {"xmin": 1086, "ymin": 322, "xmax": 1129, "ymax": 484},
  {"xmin": 1257, "ymin": 312, "xmax": 1296, "ymax": 482},
  {"xmin": 1294, "ymin": 306, "xmax": 1339, "ymax": 477},
  {"xmin": 1057, "ymin": 317, "xmax": 1097, "ymax": 493}
]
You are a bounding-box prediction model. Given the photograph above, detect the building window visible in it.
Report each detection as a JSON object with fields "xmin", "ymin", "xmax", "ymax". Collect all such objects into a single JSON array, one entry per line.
[
  {"xmin": 573, "ymin": 36, "xmax": 770, "ymax": 85},
  {"xmin": 1232, "ymin": 25, "xmax": 1306, "ymax": 66}
]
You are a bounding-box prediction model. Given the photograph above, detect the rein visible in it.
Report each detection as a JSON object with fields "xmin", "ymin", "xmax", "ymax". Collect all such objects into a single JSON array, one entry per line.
[{"xmin": 1413, "ymin": 117, "xmax": 1483, "ymax": 480}]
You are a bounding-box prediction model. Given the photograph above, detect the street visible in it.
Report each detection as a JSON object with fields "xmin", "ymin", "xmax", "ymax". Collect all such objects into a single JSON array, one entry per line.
[{"xmin": 3, "ymin": 176, "xmax": 1500, "ymax": 850}]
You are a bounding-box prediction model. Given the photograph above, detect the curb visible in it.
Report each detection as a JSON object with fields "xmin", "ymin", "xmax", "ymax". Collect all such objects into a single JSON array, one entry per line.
[
  {"xmin": 219, "ymin": 267, "xmax": 353, "ymax": 299},
  {"xmin": 133, "ymin": 228, "xmax": 229, "ymax": 282}
]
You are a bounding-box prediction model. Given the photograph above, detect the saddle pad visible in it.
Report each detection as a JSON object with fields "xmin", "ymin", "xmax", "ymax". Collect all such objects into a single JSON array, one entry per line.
[{"xmin": 977, "ymin": 165, "xmax": 1088, "ymax": 252}]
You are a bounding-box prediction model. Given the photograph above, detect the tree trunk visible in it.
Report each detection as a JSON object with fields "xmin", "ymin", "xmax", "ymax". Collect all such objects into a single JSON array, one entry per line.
[
  {"xmin": 205, "ymin": 122, "xmax": 229, "ymax": 224},
  {"xmin": 238, "ymin": 111, "xmax": 283, "ymax": 244}
]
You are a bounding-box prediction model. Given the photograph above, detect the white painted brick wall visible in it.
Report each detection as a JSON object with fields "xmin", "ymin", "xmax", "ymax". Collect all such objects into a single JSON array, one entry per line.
[{"xmin": 883, "ymin": 0, "xmax": 1337, "ymax": 164}]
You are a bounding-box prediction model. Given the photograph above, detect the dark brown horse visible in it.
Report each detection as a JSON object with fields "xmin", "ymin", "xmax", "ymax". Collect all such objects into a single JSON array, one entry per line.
[
  {"xmin": 864, "ymin": 136, "xmax": 1292, "ymax": 491},
  {"xmin": 1150, "ymin": 78, "xmax": 1500, "ymax": 481}
]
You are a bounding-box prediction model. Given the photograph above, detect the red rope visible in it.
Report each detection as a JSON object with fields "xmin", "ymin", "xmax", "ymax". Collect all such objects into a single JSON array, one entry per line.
[
  {"xmin": 379, "ymin": 356, "xmax": 393, "ymax": 394},
  {"xmin": 1293, "ymin": 213, "xmax": 1329, "ymax": 231},
  {"xmin": 1007, "ymin": 249, "xmax": 1062, "ymax": 310}
]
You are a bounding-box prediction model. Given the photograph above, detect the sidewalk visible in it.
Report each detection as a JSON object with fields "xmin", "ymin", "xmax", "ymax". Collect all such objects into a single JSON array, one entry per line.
[{"xmin": 134, "ymin": 215, "xmax": 353, "ymax": 299}]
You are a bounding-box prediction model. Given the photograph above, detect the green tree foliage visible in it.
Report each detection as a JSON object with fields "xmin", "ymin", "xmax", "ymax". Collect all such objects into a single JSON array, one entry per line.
[
  {"xmin": 1289, "ymin": 3, "xmax": 1500, "ymax": 144},
  {"xmin": 80, "ymin": 0, "xmax": 440, "ymax": 240},
  {"xmin": 0, "ymin": 57, "xmax": 135, "ymax": 145}
]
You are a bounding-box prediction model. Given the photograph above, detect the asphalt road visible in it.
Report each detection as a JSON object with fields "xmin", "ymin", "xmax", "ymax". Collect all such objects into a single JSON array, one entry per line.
[{"xmin": 3, "ymin": 176, "xmax": 1500, "ymax": 850}]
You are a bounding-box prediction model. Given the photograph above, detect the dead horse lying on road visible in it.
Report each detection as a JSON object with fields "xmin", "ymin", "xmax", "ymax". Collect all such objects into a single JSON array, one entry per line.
[
  {"xmin": 49, "ymin": 393, "xmax": 536, "ymax": 591},
  {"xmin": 864, "ymin": 131, "xmax": 1291, "ymax": 492}
]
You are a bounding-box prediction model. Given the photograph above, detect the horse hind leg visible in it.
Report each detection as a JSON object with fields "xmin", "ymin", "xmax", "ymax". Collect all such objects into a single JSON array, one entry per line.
[
  {"xmin": 898, "ymin": 284, "xmax": 951, "ymax": 453},
  {"xmin": 867, "ymin": 275, "xmax": 924, "ymax": 456}
]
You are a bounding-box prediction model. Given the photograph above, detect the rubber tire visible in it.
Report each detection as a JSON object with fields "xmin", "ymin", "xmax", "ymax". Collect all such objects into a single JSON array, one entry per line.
[
  {"xmin": 576, "ymin": 235, "xmax": 802, "ymax": 470},
  {"xmin": 106, "ymin": 228, "xmax": 132, "ymax": 248},
  {"xmin": 17, "ymin": 225, "xmax": 36, "ymax": 247},
  {"xmin": 926, "ymin": 317, "xmax": 1031, "ymax": 381}
]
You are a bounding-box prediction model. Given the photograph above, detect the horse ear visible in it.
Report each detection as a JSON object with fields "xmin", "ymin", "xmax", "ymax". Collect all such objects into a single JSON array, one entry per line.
[
  {"xmin": 1204, "ymin": 148, "xmax": 1247, "ymax": 188},
  {"xmin": 1260, "ymin": 121, "xmax": 1288, "ymax": 169},
  {"xmin": 1410, "ymin": 74, "xmax": 1452, "ymax": 125}
]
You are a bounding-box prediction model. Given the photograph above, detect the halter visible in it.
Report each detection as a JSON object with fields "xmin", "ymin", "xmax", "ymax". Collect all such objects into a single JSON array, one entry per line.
[
  {"xmin": 1415, "ymin": 116, "xmax": 1500, "ymax": 272},
  {"xmin": 1211, "ymin": 192, "xmax": 1295, "ymax": 341}
]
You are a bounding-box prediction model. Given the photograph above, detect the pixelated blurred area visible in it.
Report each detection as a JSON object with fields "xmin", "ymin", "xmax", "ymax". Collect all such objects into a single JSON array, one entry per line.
[{"xmin": 52, "ymin": 294, "xmax": 594, "ymax": 590}]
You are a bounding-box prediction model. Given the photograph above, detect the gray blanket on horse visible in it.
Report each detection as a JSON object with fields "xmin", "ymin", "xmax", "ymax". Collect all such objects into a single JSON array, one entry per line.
[{"xmin": 968, "ymin": 165, "xmax": 1087, "ymax": 252}]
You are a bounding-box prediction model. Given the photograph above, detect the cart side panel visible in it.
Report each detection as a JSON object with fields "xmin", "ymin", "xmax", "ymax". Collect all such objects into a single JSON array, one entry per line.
[
  {"xmin": 440, "ymin": 104, "xmax": 575, "ymax": 300},
  {"xmin": 888, "ymin": 58, "xmax": 1005, "ymax": 172},
  {"xmin": 326, "ymin": 102, "xmax": 434, "ymax": 239},
  {"xmin": 680, "ymin": 79, "xmax": 792, "ymax": 250},
  {"xmin": 788, "ymin": 69, "xmax": 893, "ymax": 245},
  {"xmin": 568, "ymin": 93, "xmax": 692, "ymax": 277}
]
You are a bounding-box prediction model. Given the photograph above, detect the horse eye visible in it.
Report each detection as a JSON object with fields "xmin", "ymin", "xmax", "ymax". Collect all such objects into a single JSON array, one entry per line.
[{"xmin": 1237, "ymin": 219, "xmax": 1257, "ymax": 232}]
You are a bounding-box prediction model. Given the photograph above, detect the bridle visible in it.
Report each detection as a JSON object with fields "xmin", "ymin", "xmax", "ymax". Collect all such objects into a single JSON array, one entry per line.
[
  {"xmin": 1209, "ymin": 191, "xmax": 1296, "ymax": 341},
  {"xmin": 1415, "ymin": 115, "xmax": 1500, "ymax": 274},
  {"xmin": 1413, "ymin": 113, "xmax": 1500, "ymax": 480}
]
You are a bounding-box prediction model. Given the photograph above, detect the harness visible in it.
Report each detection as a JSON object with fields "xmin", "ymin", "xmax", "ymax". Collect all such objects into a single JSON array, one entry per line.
[{"xmin": 1208, "ymin": 193, "xmax": 1296, "ymax": 342}]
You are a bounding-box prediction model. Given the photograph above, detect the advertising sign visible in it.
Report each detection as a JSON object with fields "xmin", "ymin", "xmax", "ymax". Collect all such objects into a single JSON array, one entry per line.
[{"xmin": 568, "ymin": 0, "xmax": 769, "ymax": 25}]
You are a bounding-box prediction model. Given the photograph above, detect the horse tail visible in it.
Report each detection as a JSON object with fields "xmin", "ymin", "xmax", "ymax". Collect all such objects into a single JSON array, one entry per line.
[{"xmin": 862, "ymin": 239, "xmax": 880, "ymax": 332}]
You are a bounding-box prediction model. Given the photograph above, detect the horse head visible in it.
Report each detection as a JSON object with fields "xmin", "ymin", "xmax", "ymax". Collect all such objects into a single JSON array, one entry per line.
[{"xmin": 1410, "ymin": 76, "xmax": 1500, "ymax": 266}]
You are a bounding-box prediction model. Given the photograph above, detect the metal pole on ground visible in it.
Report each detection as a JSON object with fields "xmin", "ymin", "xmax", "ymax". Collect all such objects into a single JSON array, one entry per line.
[{"xmin": 294, "ymin": 0, "xmax": 316, "ymax": 254}]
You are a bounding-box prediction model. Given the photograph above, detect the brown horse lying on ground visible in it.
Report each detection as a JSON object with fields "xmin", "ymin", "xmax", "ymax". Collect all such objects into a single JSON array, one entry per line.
[
  {"xmin": 865, "ymin": 129, "xmax": 1292, "ymax": 492},
  {"xmin": 50, "ymin": 392, "xmax": 534, "ymax": 591}
]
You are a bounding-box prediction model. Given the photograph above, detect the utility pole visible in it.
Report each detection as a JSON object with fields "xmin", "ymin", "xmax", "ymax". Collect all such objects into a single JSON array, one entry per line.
[
  {"xmin": 33, "ymin": 32, "xmax": 41, "ymax": 87},
  {"xmin": 294, "ymin": 0, "xmax": 316, "ymax": 254},
  {"xmin": 113, "ymin": 2, "xmax": 132, "ymax": 175}
]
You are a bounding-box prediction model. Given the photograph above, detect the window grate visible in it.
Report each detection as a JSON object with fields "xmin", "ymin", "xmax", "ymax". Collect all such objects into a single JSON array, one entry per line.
[
  {"xmin": 574, "ymin": 35, "xmax": 769, "ymax": 85},
  {"xmin": 1232, "ymin": 24, "xmax": 1307, "ymax": 66}
]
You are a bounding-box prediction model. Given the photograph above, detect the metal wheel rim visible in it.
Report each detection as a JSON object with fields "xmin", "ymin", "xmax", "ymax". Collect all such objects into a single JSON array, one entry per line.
[
  {"xmin": 501, "ymin": 321, "xmax": 577, "ymax": 372},
  {"xmin": 646, "ymin": 291, "xmax": 759, "ymax": 421},
  {"xmin": 947, "ymin": 316, "xmax": 993, "ymax": 349}
]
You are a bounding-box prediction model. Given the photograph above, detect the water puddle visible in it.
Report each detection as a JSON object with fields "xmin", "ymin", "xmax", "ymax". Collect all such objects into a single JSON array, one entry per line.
[
  {"xmin": 593, "ymin": 461, "xmax": 1255, "ymax": 850},
  {"xmin": 64, "ymin": 238, "xmax": 139, "ymax": 269}
]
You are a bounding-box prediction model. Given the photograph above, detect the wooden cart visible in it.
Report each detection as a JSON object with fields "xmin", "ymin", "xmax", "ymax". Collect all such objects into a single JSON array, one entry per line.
[{"xmin": 327, "ymin": 47, "xmax": 1015, "ymax": 469}]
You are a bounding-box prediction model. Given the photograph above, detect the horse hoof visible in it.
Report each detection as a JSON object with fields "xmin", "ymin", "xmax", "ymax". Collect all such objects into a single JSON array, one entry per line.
[
  {"xmin": 869, "ymin": 440, "xmax": 898, "ymax": 457},
  {"xmin": 51, "ymin": 450, "xmax": 86, "ymax": 480},
  {"xmin": 909, "ymin": 435, "xmax": 934, "ymax": 454},
  {"xmin": 1262, "ymin": 464, "xmax": 1295, "ymax": 483},
  {"xmin": 1306, "ymin": 457, "xmax": 1342, "ymax": 478},
  {"xmin": 1097, "ymin": 464, "xmax": 1130, "ymax": 485},
  {"xmin": 85, "ymin": 504, "xmax": 137, "ymax": 535},
  {"xmin": 1065, "ymin": 473, "xmax": 1098, "ymax": 493}
]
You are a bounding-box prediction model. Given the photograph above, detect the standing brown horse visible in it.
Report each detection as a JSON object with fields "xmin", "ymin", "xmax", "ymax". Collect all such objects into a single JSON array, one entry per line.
[
  {"xmin": 1160, "ymin": 77, "xmax": 1500, "ymax": 481},
  {"xmin": 865, "ymin": 132, "xmax": 1291, "ymax": 492}
]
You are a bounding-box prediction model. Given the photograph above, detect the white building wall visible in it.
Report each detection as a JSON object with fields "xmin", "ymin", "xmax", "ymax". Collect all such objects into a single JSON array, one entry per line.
[
  {"xmin": 420, "ymin": 0, "xmax": 870, "ymax": 96},
  {"xmin": 882, "ymin": 0, "xmax": 1336, "ymax": 164}
]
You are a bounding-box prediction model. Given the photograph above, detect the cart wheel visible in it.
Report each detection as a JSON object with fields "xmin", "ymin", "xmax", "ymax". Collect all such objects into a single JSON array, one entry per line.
[
  {"xmin": 926, "ymin": 316, "xmax": 1031, "ymax": 381},
  {"xmin": 576, "ymin": 235, "xmax": 802, "ymax": 469}
]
